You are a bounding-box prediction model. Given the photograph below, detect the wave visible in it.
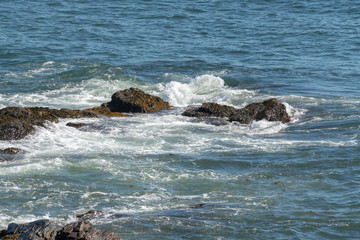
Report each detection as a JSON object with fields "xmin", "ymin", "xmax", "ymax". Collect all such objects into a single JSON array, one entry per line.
[{"xmin": 158, "ymin": 74, "xmax": 256, "ymax": 107}]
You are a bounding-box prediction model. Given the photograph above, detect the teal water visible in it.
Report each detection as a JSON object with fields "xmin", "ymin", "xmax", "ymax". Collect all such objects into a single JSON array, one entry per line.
[{"xmin": 0, "ymin": 1, "xmax": 359, "ymax": 239}]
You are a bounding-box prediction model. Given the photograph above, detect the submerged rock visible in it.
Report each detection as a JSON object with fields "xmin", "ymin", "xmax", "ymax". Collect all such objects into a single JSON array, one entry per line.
[
  {"xmin": 66, "ymin": 122, "xmax": 86, "ymax": 129},
  {"xmin": 108, "ymin": 87, "xmax": 171, "ymax": 113},
  {"xmin": 189, "ymin": 203, "xmax": 206, "ymax": 209},
  {"xmin": 76, "ymin": 210, "xmax": 104, "ymax": 221},
  {"xmin": 182, "ymin": 98, "xmax": 291, "ymax": 124},
  {"xmin": 0, "ymin": 147, "xmax": 22, "ymax": 162},
  {"xmin": 0, "ymin": 147, "xmax": 21, "ymax": 155}
]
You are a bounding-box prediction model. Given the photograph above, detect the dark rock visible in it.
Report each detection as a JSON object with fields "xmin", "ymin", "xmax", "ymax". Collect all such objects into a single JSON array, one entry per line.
[
  {"xmin": 108, "ymin": 88, "xmax": 171, "ymax": 113},
  {"xmin": 66, "ymin": 122, "xmax": 86, "ymax": 129},
  {"xmin": 3, "ymin": 219, "xmax": 56, "ymax": 240},
  {"xmin": 55, "ymin": 221, "xmax": 121, "ymax": 240},
  {"xmin": 76, "ymin": 210, "xmax": 104, "ymax": 221},
  {"xmin": 229, "ymin": 98, "xmax": 291, "ymax": 124},
  {"xmin": 84, "ymin": 103, "xmax": 128, "ymax": 117},
  {"xmin": 1, "ymin": 219, "xmax": 122, "ymax": 240},
  {"xmin": 0, "ymin": 107, "xmax": 98, "ymax": 141},
  {"xmin": 0, "ymin": 147, "xmax": 21, "ymax": 154},
  {"xmin": 0, "ymin": 229, "xmax": 7, "ymax": 238},
  {"xmin": 182, "ymin": 102, "xmax": 237, "ymax": 118},
  {"xmin": 0, "ymin": 148, "xmax": 22, "ymax": 162},
  {"xmin": 0, "ymin": 89, "xmax": 170, "ymax": 140},
  {"xmin": 182, "ymin": 98, "xmax": 291, "ymax": 124},
  {"xmin": 190, "ymin": 203, "xmax": 206, "ymax": 209}
]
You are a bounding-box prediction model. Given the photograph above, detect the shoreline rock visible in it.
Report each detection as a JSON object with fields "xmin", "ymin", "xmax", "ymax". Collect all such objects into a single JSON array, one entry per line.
[
  {"xmin": 0, "ymin": 219, "xmax": 122, "ymax": 240},
  {"xmin": 84, "ymin": 103, "xmax": 128, "ymax": 117},
  {"xmin": 183, "ymin": 98, "xmax": 291, "ymax": 124},
  {"xmin": 55, "ymin": 221, "xmax": 121, "ymax": 240},
  {"xmin": 0, "ymin": 88, "xmax": 171, "ymax": 141},
  {"xmin": 0, "ymin": 107, "xmax": 97, "ymax": 141},
  {"xmin": 0, "ymin": 89, "xmax": 290, "ymax": 141}
]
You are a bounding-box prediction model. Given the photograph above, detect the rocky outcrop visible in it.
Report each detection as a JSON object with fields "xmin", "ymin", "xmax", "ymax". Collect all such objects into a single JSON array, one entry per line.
[
  {"xmin": 230, "ymin": 98, "xmax": 291, "ymax": 124},
  {"xmin": 0, "ymin": 219, "xmax": 56, "ymax": 240},
  {"xmin": 182, "ymin": 102, "xmax": 237, "ymax": 118},
  {"xmin": 55, "ymin": 221, "xmax": 121, "ymax": 240},
  {"xmin": 0, "ymin": 88, "xmax": 171, "ymax": 141},
  {"xmin": 0, "ymin": 219, "xmax": 122, "ymax": 240},
  {"xmin": 107, "ymin": 88, "xmax": 171, "ymax": 113},
  {"xmin": 0, "ymin": 107, "xmax": 97, "ymax": 141},
  {"xmin": 84, "ymin": 103, "xmax": 128, "ymax": 117},
  {"xmin": 183, "ymin": 98, "xmax": 291, "ymax": 124}
]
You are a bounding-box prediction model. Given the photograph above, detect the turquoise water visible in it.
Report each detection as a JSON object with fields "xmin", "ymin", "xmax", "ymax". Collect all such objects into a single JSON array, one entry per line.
[{"xmin": 0, "ymin": 1, "xmax": 359, "ymax": 239}]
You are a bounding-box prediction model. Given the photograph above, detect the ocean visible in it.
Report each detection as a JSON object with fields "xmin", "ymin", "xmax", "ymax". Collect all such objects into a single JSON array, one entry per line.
[{"xmin": 0, "ymin": 0, "xmax": 359, "ymax": 239}]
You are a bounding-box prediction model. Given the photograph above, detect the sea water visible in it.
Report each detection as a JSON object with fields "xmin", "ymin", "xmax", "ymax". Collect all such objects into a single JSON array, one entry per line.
[{"xmin": 0, "ymin": 1, "xmax": 359, "ymax": 239}]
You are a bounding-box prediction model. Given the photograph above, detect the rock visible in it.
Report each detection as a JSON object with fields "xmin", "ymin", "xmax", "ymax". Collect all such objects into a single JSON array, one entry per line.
[
  {"xmin": 182, "ymin": 98, "xmax": 291, "ymax": 124},
  {"xmin": 182, "ymin": 102, "xmax": 237, "ymax": 118},
  {"xmin": 2, "ymin": 219, "xmax": 56, "ymax": 240},
  {"xmin": 229, "ymin": 98, "xmax": 291, "ymax": 124},
  {"xmin": 84, "ymin": 103, "xmax": 128, "ymax": 117},
  {"xmin": 0, "ymin": 107, "xmax": 97, "ymax": 141},
  {"xmin": 0, "ymin": 219, "xmax": 121, "ymax": 240},
  {"xmin": 66, "ymin": 122, "xmax": 86, "ymax": 129},
  {"xmin": 0, "ymin": 229, "xmax": 7, "ymax": 238},
  {"xmin": 190, "ymin": 203, "xmax": 206, "ymax": 209},
  {"xmin": 55, "ymin": 221, "xmax": 121, "ymax": 240},
  {"xmin": 0, "ymin": 147, "xmax": 21, "ymax": 154},
  {"xmin": 108, "ymin": 88, "xmax": 171, "ymax": 113},
  {"xmin": 76, "ymin": 210, "xmax": 104, "ymax": 221},
  {"xmin": 0, "ymin": 89, "xmax": 171, "ymax": 140},
  {"xmin": 0, "ymin": 147, "xmax": 22, "ymax": 162}
]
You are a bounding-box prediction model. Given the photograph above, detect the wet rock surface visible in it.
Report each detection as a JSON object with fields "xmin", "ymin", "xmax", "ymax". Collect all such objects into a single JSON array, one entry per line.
[
  {"xmin": 0, "ymin": 219, "xmax": 122, "ymax": 240},
  {"xmin": 0, "ymin": 147, "xmax": 21, "ymax": 155},
  {"xmin": 108, "ymin": 87, "xmax": 171, "ymax": 113},
  {"xmin": 0, "ymin": 147, "xmax": 22, "ymax": 162},
  {"xmin": 66, "ymin": 122, "xmax": 87, "ymax": 129},
  {"xmin": 84, "ymin": 103, "xmax": 128, "ymax": 117},
  {"xmin": 76, "ymin": 210, "xmax": 105, "ymax": 221},
  {"xmin": 183, "ymin": 102, "xmax": 237, "ymax": 118},
  {"xmin": 183, "ymin": 98, "xmax": 291, "ymax": 124},
  {"xmin": 0, "ymin": 219, "xmax": 56, "ymax": 240},
  {"xmin": 0, "ymin": 90, "xmax": 290, "ymax": 141},
  {"xmin": 0, "ymin": 88, "xmax": 170, "ymax": 141},
  {"xmin": 55, "ymin": 221, "xmax": 121, "ymax": 240},
  {"xmin": 0, "ymin": 107, "xmax": 97, "ymax": 141}
]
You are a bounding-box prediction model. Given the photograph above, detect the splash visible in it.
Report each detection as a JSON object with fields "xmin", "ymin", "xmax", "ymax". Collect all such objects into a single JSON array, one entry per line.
[{"xmin": 160, "ymin": 74, "xmax": 256, "ymax": 107}]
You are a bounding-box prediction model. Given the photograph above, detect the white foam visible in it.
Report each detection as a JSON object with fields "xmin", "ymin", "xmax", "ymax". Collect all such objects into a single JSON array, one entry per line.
[
  {"xmin": 42, "ymin": 61, "xmax": 55, "ymax": 66},
  {"xmin": 160, "ymin": 74, "xmax": 256, "ymax": 107},
  {"xmin": 4, "ymin": 61, "xmax": 67, "ymax": 79},
  {"xmin": 0, "ymin": 76, "xmax": 143, "ymax": 109},
  {"xmin": 0, "ymin": 212, "xmax": 53, "ymax": 229},
  {"xmin": 248, "ymin": 120, "xmax": 287, "ymax": 135}
]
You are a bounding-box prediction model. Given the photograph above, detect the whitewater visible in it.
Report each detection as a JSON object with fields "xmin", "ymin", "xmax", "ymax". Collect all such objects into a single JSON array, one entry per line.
[{"xmin": 1, "ymin": 0, "xmax": 359, "ymax": 239}]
